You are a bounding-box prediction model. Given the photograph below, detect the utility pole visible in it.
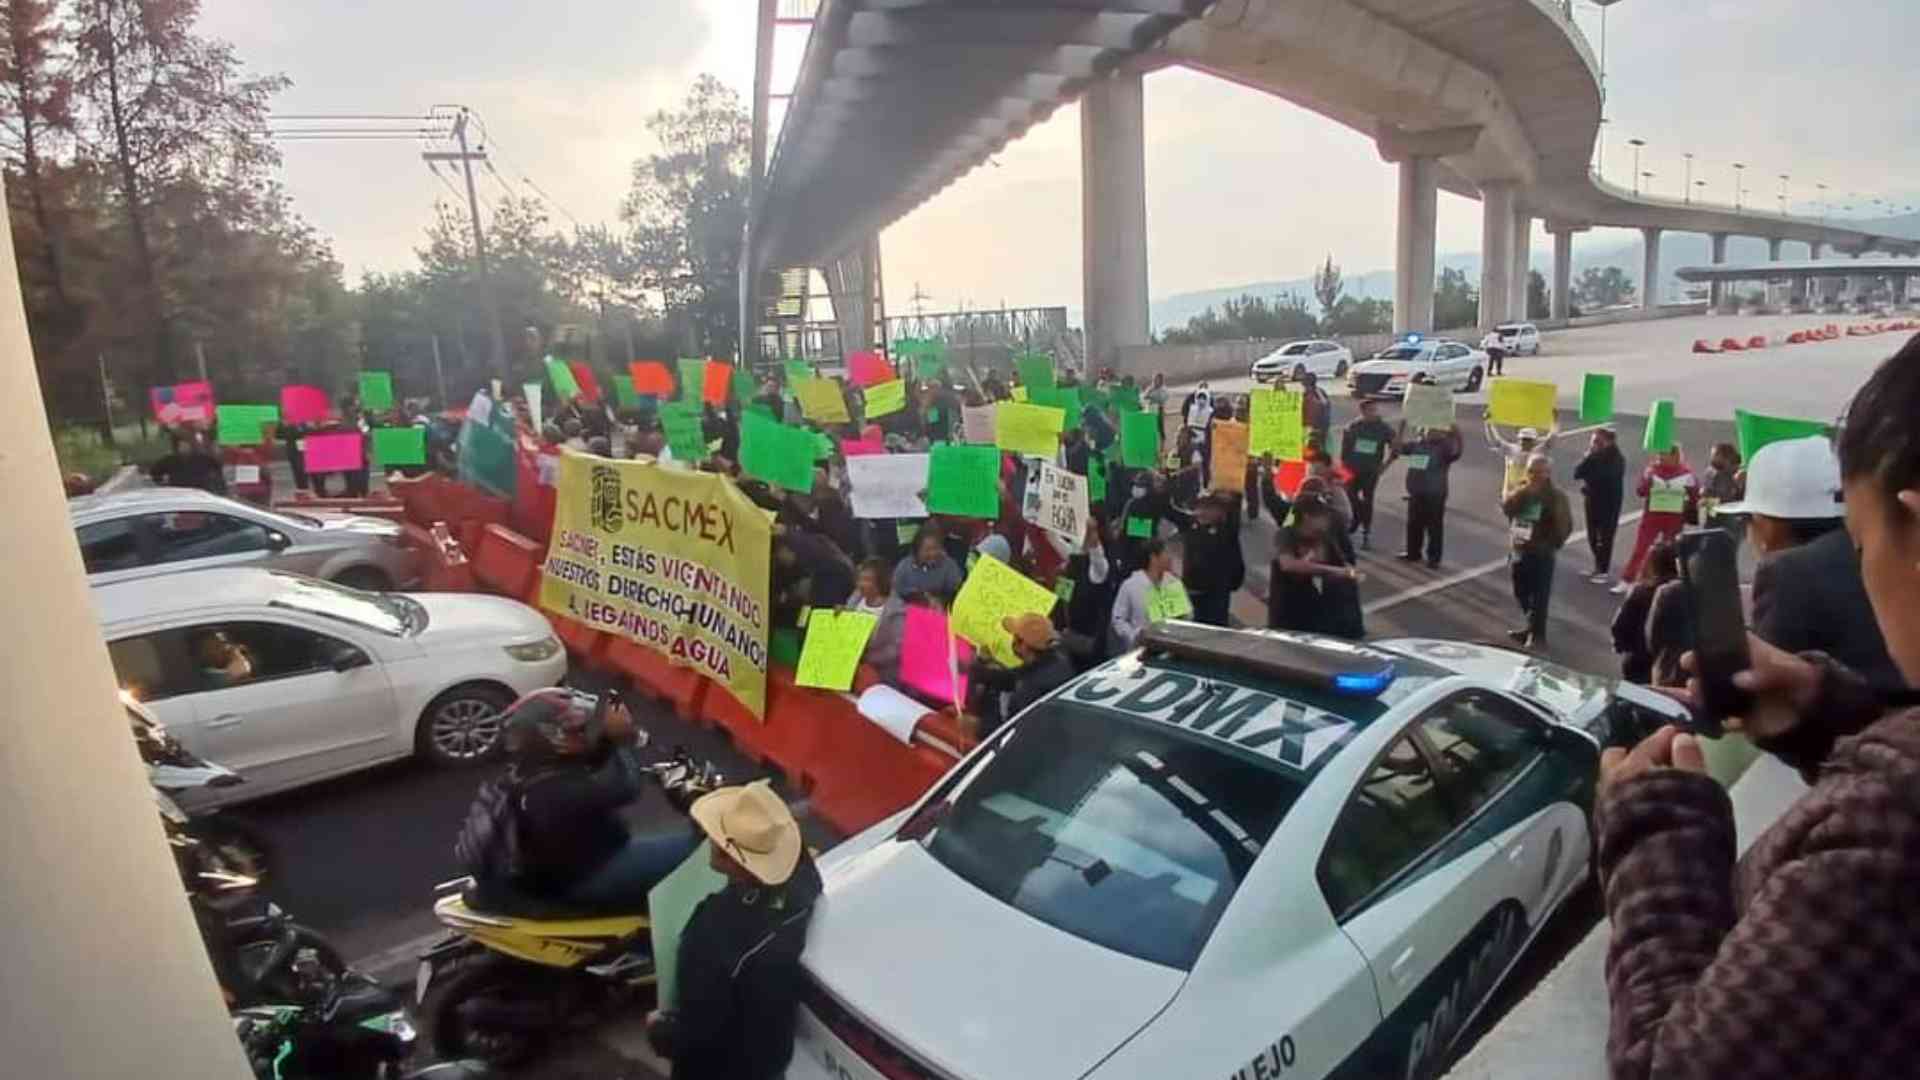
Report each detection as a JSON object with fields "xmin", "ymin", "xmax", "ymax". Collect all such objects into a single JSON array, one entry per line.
[
  {"xmin": 430, "ymin": 333, "xmax": 447, "ymax": 408},
  {"xmin": 194, "ymin": 340, "xmax": 209, "ymax": 383},
  {"xmin": 424, "ymin": 108, "xmax": 508, "ymax": 382},
  {"xmin": 98, "ymin": 354, "xmax": 116, "ymax": 445}
]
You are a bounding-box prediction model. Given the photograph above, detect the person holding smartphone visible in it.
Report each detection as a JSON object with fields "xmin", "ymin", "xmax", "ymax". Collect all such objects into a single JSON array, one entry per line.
[{"xmin": 1593, "ymin": 335, "xmax": 1920, "ymax": 1078}]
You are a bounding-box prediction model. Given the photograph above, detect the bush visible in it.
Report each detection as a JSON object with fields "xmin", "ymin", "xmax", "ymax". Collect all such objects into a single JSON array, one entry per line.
[{"xmin": 52, "ymin": 425, "xmax": 171, "ymax": 482}]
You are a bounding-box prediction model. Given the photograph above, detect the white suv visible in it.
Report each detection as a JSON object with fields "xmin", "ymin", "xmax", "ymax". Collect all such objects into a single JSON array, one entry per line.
[
  {"xmin": 1250, "ymin": 340, "xmax": 1352, "ymax": 383},
  {"xmin": 1494, "ymin": 322, "xmax": 1542, "ymax": 355}
]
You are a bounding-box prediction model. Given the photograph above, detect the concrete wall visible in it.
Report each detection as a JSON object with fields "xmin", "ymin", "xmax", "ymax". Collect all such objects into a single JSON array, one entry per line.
[{"xmin": 1113, "ymin": 333, "xmax": 1399, "ymax": 384}]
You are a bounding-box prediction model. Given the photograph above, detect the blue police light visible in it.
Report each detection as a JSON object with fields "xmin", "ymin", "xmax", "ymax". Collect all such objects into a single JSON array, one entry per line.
[
  {"xmin": 1332, "ymin": 665, "xmax": 1397, "ymax": 695},
  {"xmin": 1402, "ymin": 331, "xmax": 1424, "ymax": 345}
]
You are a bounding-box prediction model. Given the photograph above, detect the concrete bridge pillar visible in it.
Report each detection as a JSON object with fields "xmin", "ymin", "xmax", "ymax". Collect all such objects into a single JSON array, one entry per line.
[
  {"xmin": 1767, "ymin": 237, "xmax": 1783, "ymax": 261},
  {"xmin": 1478, "ymin": 181, "xmax": 1516, "ymax": 330},
  {"xmin": 1810, "ymin": 240, "xmax": 1825, "ymax": 260},
  {"xmin": 1392, "ymin": 155, "xmax": 1438, "ymax": 334},
  {"xmin": 1080, "ymin": 68, "xmax": 1149, "ymax": 370},
  {"xmin": 1708, "ymin": 233, "xmax": 1729, "ymax": 311},
  {"xmin": 1509, "ymin": 211, "xmax": 1532, "ymax": 321},
  {"xmin": 1894, "ymin": 274, "xmax": 1910, "ymax": 308},
  {"xmin": 1640, "ymin": 227, "xmax": 1663, "ymax": 309},
  {"xmin": 1789, "ymin": 274, "xmax": 1809, "ymax": 310},
  {"xmin": 1550, "ymin": 228, "xmax": 1575, "ymax": 321}
]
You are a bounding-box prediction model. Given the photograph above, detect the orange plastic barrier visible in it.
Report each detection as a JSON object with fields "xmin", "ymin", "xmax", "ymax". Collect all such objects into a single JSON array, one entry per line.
[
  {"xmin": 471, "ymin": 524, "xmax": 544, "ymax": 598},
  {"xmin": 789, "ymin": 680, "xmax": 952, "ymax": 835},
  {"xmin": 1719, "ymin": 338, "xmax": 1746, "ymax": 352},
  {"xmin": 401, "ymin": 522, "xmax": 476, "ymax": 592},
  {"xmin": 1692, "ymin": 339, "xmax": 1720, "ymax": 354},
  {"xmin": 602, "ymin": 634, "xmax": 708, "ymax": 719},
  {"xmin": 701, "ymin": 668, "xmax": 825, "ymax": 780},
  {"xmin": 1786, "ymin": 331, "xmax": 1807, "ymax": 344},
  {"xmin": 1746, "ymin": 335, "xmax": 1768, "ymax": 349}
]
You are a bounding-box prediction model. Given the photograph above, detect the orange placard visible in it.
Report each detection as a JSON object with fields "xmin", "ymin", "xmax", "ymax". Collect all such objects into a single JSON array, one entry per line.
[
  {"xmin": 702, "ymin": 360, "xmax": 733, "ymax": 406},
  {"xmin": 629, "ymin": 361, "xmax": 675, "ymax": 397}
]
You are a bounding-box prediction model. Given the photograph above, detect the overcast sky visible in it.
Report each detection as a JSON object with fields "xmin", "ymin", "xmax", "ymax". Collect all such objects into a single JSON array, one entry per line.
[{"xmin": 205, "ymin": 0, "xmax": 1918, "ymax": 313}]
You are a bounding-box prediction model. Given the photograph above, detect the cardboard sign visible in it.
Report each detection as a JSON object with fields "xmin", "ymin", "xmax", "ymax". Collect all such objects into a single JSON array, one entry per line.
[
  {"xmin": 1145, "ymin": 578, "xmax": 1194, "ymax": 622},
  {"xmin": 840, "ymin": 436, "xmax": 885, "ymax": 457},
  {"xmin": 567, "ymin": 361, "xmax": 602, "ymax": 404},
  {"xmin": 524, "ymin": 382, "xmax": 544, "ymax": 433},
  {"xmin": 1488, "ymin": 379, "xmax": 1558, "ymax": 431},
  {"xmin": 1580, "ymin": 373, "xmax": 1615, "ymax": 424},
  {"xmin": 1734, "ymin": 408, "xmax": 1830, "ymax": 461},
  {"xmin": 794, "ymin": 609, "xmax": 879, "ymax": 691},
  {"xmin": 702, "ymin": 360, "xmax": 733, "ymax": 406},
  {"xmin": 961, "ymin": 404, "xmax": 997, "ymax": 444},
  {"xmin": 1017, "ymin": 354, "xmax": 1055, "ymax": 392},
  {"xmin": 611, "ymin": 374, "xmax": 641, "ymax": 409},
  {"xmin": 216, "ymin": 404, "xmax": 279, "ymax": 446},
  {"xmin": 358, "ymin": 371, "xmax": 394, "ymax": 412},
  {"xmin": 1248, "ymin": 388, "xmax": 1304, "ymax": 459},
  {"xmin": 677, "ymin": 358, "xmax": 707, "ymax": 404},
  {"xmin": 1211, "ymin": 421, "xmax": 1249, "ymax": 494},
  {"xmin": 304, "ymin": 431, "xmax": 364, "ymax": 473},
  {"xmin": 629, "ymin": 361, "xmax": 675, "ymax": 397},
  {"xmin": 926, "ymin": 444, "xmax": 1001, "ymax": 518},
  {"xmin": 232, "ymin": 464, "xmax": 261, "ymax": 485},
  {"xmin": 280, "ymin": 385, "xmax": 331, "ymax": 425},
  {"xmin": 795, "ymin": 377, "xmax": 851, "ymax": 424},
  {"xmin": 950, "ymin": 554, "xmax": 1058, "ymax": 667},
  {"xmin": 900, "ymin": 605, "xmax": 971, "ymax": 705},
  {"xmin": 371, "ymin": 426, "xmax": 426, "ymax": 467},
  {"xmin": 994, "ymin": 401, "xmax": 1065, "ymax": 458},
  {"xmin": 1643, "ymin": 399, "xmax": 1677, "ymax": 453},
  {"xmin": 661, "ymin": 404, "xmax": 709, "ymax": 463},
  {"xmin": 846, "ymin": 453, "xmax": 931, "ymax": 519},
  {"xmin": 1022, "ymin": 461, "xmax": 1089, "ymax": 544},
  {"xmin": 863, "ymin": 378, "xmax": 907, "ymax": 418},
  {"xmin": 546, "ymin": 357, "xmax": 580, "ymax": 401},
  {"xmin": 739, "ymin": 411, "xmax": 817, "ymax": 492},
  {"xmin": 1402, "ymin": 382, "xmax": 1455, "ymax": 432},
  {"xmin": 151, "ymin": 381, "xmax": 215, "ymax": 425},
  {"xmin": 1121, "ymin": 410, "xmax": 1160, "ymax": 468},
  {"xmin": 848, "ymin": 350, "xmax": 894, "ymax": 388}
]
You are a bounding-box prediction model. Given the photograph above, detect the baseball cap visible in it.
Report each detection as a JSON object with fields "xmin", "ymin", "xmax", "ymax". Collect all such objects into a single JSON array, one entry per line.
[
  {"xmin": 1517, "ymin": 427, "xmax": 1541, "ymax": 441},
  {"xmin": 1715, "ymin": 435, "xmax": 1842, "ymax": 520}
]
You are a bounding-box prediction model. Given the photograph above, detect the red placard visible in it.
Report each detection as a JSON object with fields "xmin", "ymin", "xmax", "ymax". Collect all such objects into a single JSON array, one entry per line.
[
  {"xmin": 566, "ymin": 360, "xmax": 602, "ymax": 403},
  {"xmin": 848, "ymin": 350, "xmax": 894, "ymax": 388}
]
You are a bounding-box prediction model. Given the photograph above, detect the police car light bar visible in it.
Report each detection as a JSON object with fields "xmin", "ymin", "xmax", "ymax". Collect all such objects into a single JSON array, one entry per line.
[{"xmin": 1136, "ymin": 622, "xmax": 1399, "ymax": 697}]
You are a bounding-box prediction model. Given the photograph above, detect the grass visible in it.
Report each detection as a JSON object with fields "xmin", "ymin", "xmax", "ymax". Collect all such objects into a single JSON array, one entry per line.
[{"xmin": 52, "ymin": 424, "xmax": 172, "ymax": 481}]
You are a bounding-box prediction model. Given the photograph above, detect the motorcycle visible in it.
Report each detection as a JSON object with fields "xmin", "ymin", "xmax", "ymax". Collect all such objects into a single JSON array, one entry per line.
[
  {"xmin": 415, "ymin": 751, "xmax": 724, "ymax": 1067},
  {"xmin": 132, "ymin": 695, "xmax": 275, "ymax": 903}
]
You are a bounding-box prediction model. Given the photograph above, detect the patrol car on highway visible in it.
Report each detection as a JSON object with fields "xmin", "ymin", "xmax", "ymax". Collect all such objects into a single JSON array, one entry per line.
[
  {"xmin": 1347, "ymin": 335, "xmax": 1487, "ymax": 400},
  {"xmin": 788, "ymin": 623, "xmax": 1685, "ymax": 1080}
]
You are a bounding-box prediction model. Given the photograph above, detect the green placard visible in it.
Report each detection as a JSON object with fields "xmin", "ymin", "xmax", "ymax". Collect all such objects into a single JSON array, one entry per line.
[
  {"xmin": 1030, "ymin": 387, "xmax": 1083, "ymax": 420},
  {"xmin": 678, "ymin": 358, "xmax": 706, "ymax": 403},
  {"xmin": 926, "ymin": 443, "xmax": 1002, "ymax": 518},
  {"xmin": 1120, "ymin": 410, "xmax": 1160, "ymax": 469},
  {"xmin": 740, "ymin": 410, "xmax": 817, "ymax": 493},
  {"xmin": 1017, "ymin": 353, "xmax": 1055, "ymax": 392},
  {"xmin": 1734, "ymin": 408, "xmax": 1831, "ymax": 462},
  {"xmin": 731, "ymin": 366, "xmax": 756, "ymax": 404},
  {"xmin": 1579, "ymin": 373, "xmax": 1615, "ymax": 424},
  {"xmin": 1113, "ymin": 385, "xmax": 1141, "ymax": 412},
  {"xmin": 612, "ymin": 374, "xmax": 641, "ymax": 409},
  {"xmin": 546, "ymin": 357, "xmax": 580, "ymax": 400},
  {"xmin": 1126, "ymin": 515, "xmax": 1153, "ymax": 538},
  {"xmin": 1643, "ymin": 398, "xmax": 1677, "ymax": 453},
  {"xmin": 358, "ymin": 371, "xmax": 394, "ymax": 412},
  {"xmin": 782, "ymin": 359, "xmax": 811, "ymax": 389},
  {"xmin": 215, "ymin": 404, "xmax": 279, "ymax": 446},
  {"xmin": 661, "ymin": 404, "xmax": 709, "ymax": 463},
  {"xmin": 371, "ymin": 426, "xmax": 427, "ymax": 467},
  {"xmin": 1087, "ymin": 452, "xmax": 1107, "ymax": 503}
]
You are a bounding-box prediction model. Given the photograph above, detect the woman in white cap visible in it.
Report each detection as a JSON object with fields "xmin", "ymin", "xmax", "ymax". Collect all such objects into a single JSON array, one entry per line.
[{"xmin": 647, "ymin": 780, "xmax": 820, "ymax": 1080}]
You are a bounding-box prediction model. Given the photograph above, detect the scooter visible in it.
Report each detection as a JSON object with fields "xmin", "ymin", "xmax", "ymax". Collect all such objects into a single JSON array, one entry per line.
[
  {"xmin": 132, "ymin": 695, "xmax": 275, "ymax": 903},
  {"xmin": 414, "ymin": 752, "xmax": 723, "ymax": 1067}
]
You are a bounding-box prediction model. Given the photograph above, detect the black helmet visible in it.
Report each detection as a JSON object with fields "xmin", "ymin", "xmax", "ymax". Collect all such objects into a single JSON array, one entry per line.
[{"xmin": 500, "ymin": 687, "xmax": 605, "ymax": 761}]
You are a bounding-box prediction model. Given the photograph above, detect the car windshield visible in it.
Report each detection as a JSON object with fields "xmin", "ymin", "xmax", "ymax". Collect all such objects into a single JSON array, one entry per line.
[
  {"xmin": 1280, "ymin": 343, "xmax": 1310, "ymax": 355},
  {"xmin": 1496, "ymin": 324, "xmax": 1523, "ymax": 335},
  {"xmin": 1374, "ymin": 345, "xmax": 1430, "ymax": 361},
  {"xmin": 920, "ymin": 702, "xmax": 1303, "ymax": 970},
  {"xmin": 264, "ymin": 571, "xmax": 425, "ymax": 636}
]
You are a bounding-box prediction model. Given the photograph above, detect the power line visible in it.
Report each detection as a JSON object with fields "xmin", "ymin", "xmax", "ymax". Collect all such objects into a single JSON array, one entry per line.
[
  {"xmin": 270, "ymin": 113, "xmax": 436, "ymax": 121},
  {"xmin": 467, "ymin": 110, "xmax": 587, "ymax": 230}
]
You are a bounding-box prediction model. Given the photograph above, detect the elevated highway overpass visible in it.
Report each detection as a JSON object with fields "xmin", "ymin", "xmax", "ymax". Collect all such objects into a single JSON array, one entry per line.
[{"xmin": 744, "ymin": 0, "xmax": 1916, "ymax": 365}]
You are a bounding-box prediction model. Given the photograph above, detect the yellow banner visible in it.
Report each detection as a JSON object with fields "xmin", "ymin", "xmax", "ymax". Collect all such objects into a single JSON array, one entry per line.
[
  {"xmin": 1488, "ymin": 378, "xmax": 1557, "ymax": 431},
  {"xmin": 540, "ymin": 454, "xmax": 775, "ymax": 717},
  {"xmin": 995, "ymin": 401, "xmax": 1065, "ymax": 457},
  {"xmin": 1248, "ymin": 388, "xmax": 1304, "ymax": 460},
  {"xmin": 863, "ymin": 378, "xmax": 907, "ymax": 418},
  {"xmin": 1211, "ymin": 421, "xmax": 1249, "ymax": 493},
  {"xmin": 951, "ymin": 554, "xmax": 1059, "ymax": 666},
  {"xmin": 795, "ymin": 377, "xmax": 851, "ymax": 424}
]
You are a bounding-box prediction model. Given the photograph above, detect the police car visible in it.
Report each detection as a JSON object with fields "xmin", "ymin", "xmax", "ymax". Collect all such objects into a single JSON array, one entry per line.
[
  {"xmin": 787, "ymin": 623, "xmax": 1685, "ymax": 1080},
  {"xmin": 1347, "ymin": 335, "xmax": 1486, "ymax": 400}
]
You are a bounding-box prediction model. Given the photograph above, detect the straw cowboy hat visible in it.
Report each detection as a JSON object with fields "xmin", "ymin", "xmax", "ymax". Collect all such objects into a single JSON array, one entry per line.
[{"xmin": 690, "ymin": 780, "xmax": 803, "ymax": 886}]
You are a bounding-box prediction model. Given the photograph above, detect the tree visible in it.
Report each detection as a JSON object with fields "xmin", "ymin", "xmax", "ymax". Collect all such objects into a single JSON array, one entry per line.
[
  {"xmin": 1323, "ymin": 295, "xmax": 1393, "ymax": 335},
  {"xmin": 1574, "ymin": 265, "xmax": 1635, "ymax": 309},
  {"xmin": 1312, "ymin": 254, "xmax": 1342, "ymax": 328},
  {"xmin": 0, "ymin": 0, "xmax": 76, "ymax": 311},
  {"xmin": 1158, "ymin": 291, "xmax": 1318, "ymax": 344},
  {"xmin": 72, "ymin": 0, "xmax": 287, "ymax": 380},
  {"xmin": 621, "ymin": 74, "xmax": 748, "ymax": 357},
  {"xmin": 1432, "ymin": 266, "xmax": 1478, "ymax": 330},
  {"xmin": 1527, "ymin": 269, "xmax": 1550, "ymax": 320}
]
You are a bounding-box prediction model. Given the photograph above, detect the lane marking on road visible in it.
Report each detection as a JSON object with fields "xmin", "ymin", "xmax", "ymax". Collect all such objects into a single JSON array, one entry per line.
[{"xmin": 1363, "ymin": 511, "xmax": 1647, "ymax": 616}]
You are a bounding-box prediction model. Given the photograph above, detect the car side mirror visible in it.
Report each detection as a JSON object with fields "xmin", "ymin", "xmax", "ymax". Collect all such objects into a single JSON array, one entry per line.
[
  {"xmin": 327, "ymin": 644, "xmax": 371, "ymax": 673},
  {"xmin": 266, "ymin": 530, "xmax": 292, "ymax": 551}
]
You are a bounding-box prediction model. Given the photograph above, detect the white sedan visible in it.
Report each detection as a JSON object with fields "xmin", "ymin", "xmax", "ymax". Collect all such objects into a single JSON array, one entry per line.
[
  {"xmin": 1347, "ymin": 337, "xmax": 1487, "ymax": 400},
  {"xmin": 1252, "ymin": 340, "xmax": 1353, "ymax": 384},
  {"xmin": 96, "ymin": 567, "xmax": 567, "ymax": 806},
  {"xmin": 788, "ymin": 625, "xmax": 1684, "ymax": 1080}
]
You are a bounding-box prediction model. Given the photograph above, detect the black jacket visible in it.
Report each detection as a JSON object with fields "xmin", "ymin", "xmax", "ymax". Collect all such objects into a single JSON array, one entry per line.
[
  {"xmin": 150, "ymin": 449, "xmax": 227, "ymax": 494},
  {"xmin": 663, "ymin": 856, "xmax": 823, "ymax": 1080},
  {"xmin": 1610, "ymin": 581, "xmax": 1657, "ymax": 684},
  {"xmin": 1752, "ymin": 528, "xmax": 1902, "ymax": 689},
  {"xmin": 1573, "ymin": 444, "xmax": 1626, "ymax": 517},
  {"xmin": 1340, "ymin": 418, "xmax": 1397, "ymax": 477},
  {"xmin": 511, "ymin": 744, "xmax": 648, "ymax": 896},
  {"xmin": 1163, "ymin": 501, "xmax": 1246, "ymax": 597},
  {"xmin": 1399, "ymin": 429, "xmax": 1462, "ymax": 498}
]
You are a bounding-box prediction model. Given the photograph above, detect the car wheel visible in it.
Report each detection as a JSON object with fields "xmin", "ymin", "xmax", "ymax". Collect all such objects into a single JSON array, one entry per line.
[
  {"xmin": 333, "ymin": 565, "xmax": 392, "ymax": 591},
  {"xmin": 417, "ymin": 684, "xmax": 513, "ymax": 767},
  {"xmin": 1467, "ymin": 366, "xmax": 1484, "ymax": 392}
]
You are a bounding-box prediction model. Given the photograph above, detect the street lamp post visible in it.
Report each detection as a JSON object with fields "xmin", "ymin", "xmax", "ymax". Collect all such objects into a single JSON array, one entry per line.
[
  {"xmin": 1733, "ymin": 162, "xmax": 1746, "ymax": 210},
  {"xmin": 1694, "ymin": 179, "xmax": 1707, "ymax": 203},
  {"xmin": 1817, "ymin": 182, "xmax": 1829, "ymax": 224},
  {"xmin": 1628, "ymin": 138, "xmax": 1646, "ymax": 194},
  {"xmin": 1642, "ymin": 171, "xmax": 1655, "ymax": 198},
  {"xmin": 1683, "ymin": 152, "xmax": 1694, "ymax": 203},
  {"xmin": 1779, "ymin": 174, "xmax": 1790, "ymax": 215}
]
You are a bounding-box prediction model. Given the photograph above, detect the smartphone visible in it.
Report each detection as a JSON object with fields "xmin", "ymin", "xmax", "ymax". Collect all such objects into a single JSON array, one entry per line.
[{"xmin": 1677, "ymin": 527, "xmax": 1751, "ymax": 736}]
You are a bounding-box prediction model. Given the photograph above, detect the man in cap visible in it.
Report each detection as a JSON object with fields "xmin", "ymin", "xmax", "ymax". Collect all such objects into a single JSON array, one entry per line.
[
  {"xmin": 1719, "ymin": 434, "xmax": 1902, "ymax": 688},
  {"xmin": 967, "ymin": 613, "xmax": 1078, "ymax": 738},
  {"xmin": 1161, "ymin": 489, "xmax": 1245, "ymax": 627},
  {"xmin": 1488, "ymin": 419, "xmax": 1557, "ymax": 500},
  {"xmin": 1502, "ymin": 453, "xmax": 1575, "ymax": 650},
  {"xmin": 648, "ymin": 780, "xmax": 822, "ymax": 1080}
]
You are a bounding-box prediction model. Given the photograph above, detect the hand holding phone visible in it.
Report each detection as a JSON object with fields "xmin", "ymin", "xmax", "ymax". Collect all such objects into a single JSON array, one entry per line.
[{"xmin": 1677, "ymin": 528, "xmax": 1751, "ymax": 736}]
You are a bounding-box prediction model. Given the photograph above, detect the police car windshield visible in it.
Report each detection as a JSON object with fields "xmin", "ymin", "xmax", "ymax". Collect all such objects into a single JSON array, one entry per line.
[
  {"xmin": 1374, "ymin": 344, "xmax": 1430, "ymax": 361},
  {"xmin": 922, "ymin": 702, "xmax": 1304, "ymax": 971}
]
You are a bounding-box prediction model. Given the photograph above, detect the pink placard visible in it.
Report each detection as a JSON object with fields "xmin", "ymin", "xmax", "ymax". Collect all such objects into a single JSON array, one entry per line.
[
  {"xmin": 900, "ymin": 605, "xmax": 971, "ymax": 705},
  {"xmin": 848, "ymin": 350, "xmax": 895, "ymax": 388},
  {"xmin": 280, "ymin": 385, "xmax": 332, "ymax": 425},
  {"xmin": 150, "ymin": 380, "xmax": 215, "ymax": 425},
  {"xmin": 840, "ymin": 437, "xmax": 885, "ymax": 457},
  {"xmin": 303, "ymin": 431, "xmax": 365, "ymax": 473}
]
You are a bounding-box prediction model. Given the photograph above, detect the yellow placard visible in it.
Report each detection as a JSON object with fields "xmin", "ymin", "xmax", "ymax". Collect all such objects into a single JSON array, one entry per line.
[
  {"xmin": 1210, "ymin": 421, "xmax": 1249, "ymax": 494},
  {"xmin": 1248, "ymin": 388, "xmax": 1304, "ymax": 460},
  {"xmin": 994, "ymin": 401, "xmax": 1066, "ymax": 458},
  {"xmin": 539, "ymin": 454, "xmax": 775, "ymax": 717},
  {"xmin": 1010, "ymin": 385, "xmax": 1028, "ymax": 402},
  {"xmin": 794, "ymin": 609, "xmax": 878, "ymax": 691},
  {"xmin": 795, "ymin": 377, "xmax": 851, "ymax": 424},
  {"xmin": 1487, "ymin": 379, "xmax": 1558, "ymax": 431},
  {"xmin": 863, "ymin": 378, "xmax": 907, "ymax": 419},
  {"xmin": 950, "ymin": 554, "xmax": 1058, "ymax": 666},
  {"xmin": 1146, "ymin": 579, "xmax": 1193, "ymax": 623}
]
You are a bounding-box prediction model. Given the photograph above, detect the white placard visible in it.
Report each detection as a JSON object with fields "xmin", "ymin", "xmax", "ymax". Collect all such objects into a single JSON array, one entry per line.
[
  {"xmin": 1022, "ymin": 460, "xmax": 1088, "ymax": 544},
  {"xmin": 846, "ymin": 453, "xmax": 930, "ymax": 519},
  {"xmin": 962, "ymin": 404, "xmax": 997, "ymax": 444},
  {"xmin": 233, "ymin": 464, "xmax": 261, "ymax": 484},
  {"xmin": 466, "ymin": 389, "xmax": 493, "ymax": 426},
  {"xmin": 856, "ymin": 683, "xmax": 930, "ymax": 745},
  {"xmin": 523, "ymin": 382, "xmax": 543, "ymax": 434}
]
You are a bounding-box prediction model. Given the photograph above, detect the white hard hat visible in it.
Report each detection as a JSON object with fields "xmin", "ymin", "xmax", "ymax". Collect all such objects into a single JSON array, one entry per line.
[
  {"xmin": 1517, "ymin": 427, "xmax": 1541, "ymax": 441},
  {"xmin": 1716, "ymin": 435, "xmax": 1842, "ymax": 520}
]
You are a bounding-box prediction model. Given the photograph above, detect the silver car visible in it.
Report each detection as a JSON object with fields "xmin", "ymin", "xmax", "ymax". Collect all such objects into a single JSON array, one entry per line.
[{"xmin": 71, "ymin": 487, "xmax": 423, "ymax": 590}]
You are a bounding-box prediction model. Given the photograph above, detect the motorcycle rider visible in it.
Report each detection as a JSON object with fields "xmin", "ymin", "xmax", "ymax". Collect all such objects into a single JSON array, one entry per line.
[
  {"xmin": 647, "ymin": 780, "xmax": 823, "ymax": 1080},
  {"xmin": 466, "ymin": 688, "xmax": 699, "ymax": 909}
]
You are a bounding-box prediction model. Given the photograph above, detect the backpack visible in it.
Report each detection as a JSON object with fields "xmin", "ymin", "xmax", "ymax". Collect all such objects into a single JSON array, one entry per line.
[{"xmin": 454, "ymin": 770, "xmax": 551, "ymax": 882}]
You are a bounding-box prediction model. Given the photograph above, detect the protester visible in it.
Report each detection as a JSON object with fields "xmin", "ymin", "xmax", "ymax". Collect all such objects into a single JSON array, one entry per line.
[
  {"xmin": 1267, "ymin": 493, "xmax": 1364, "ymax": 638},
  {"xmin": 1612, "ymin": 445, "xmax": 1699, "ymax": 594},
  {"xmin": 1479, "ymin": 327, "xmax": 1507, "ymax": 376},
  {"xmin": 647, "ymin": 781, "xmax": 821, "ymax": 1080},
  {"xmin": 1298, "ymin": 371, "xmax": 1332, "ymax": 451},
  {"xmin": 1399, "ymin": 422, "xmax": 1464, "ymax": 568},
  {"xmin": 1109, "ymin": 538, "xmax": 1177, "ymax": 652},
  {"xmin": 1162, "ymin": 490, "xmax": 1245, "ymax": 627},
  {"xmin": 845, "ymin": 557, "xmax": 891, "ymax": 617},
  {"xmin": 1180, "ymin": 380, "xmax": 1213, "ymax": 434},
  {"xmin": 1718, "ymin": 434, "xmax": 1902, "ymax": 689},
  {"xmin": 1573, "ymin": 426, "xmax": 1627, "ymax": 583},
  {"xmin": 1340, "ymin": 398, "xmax": 1397, "ymax": 549},
  {"xmin": 1594, "ymin": 335, "xmax": 1920, "ymax": 1079},
  {"xmin": 1645, "ymin": 552, "xmax": 1694, "ymax": 686},
  {"xmin": 1058, "ymin": 518, "xmax": 1115, "ymax": 658},
  {"xmin": 1146, "ymin": 373, "xmax": 1168, "ymax": 438},
  {"xmin": 892, "ymin": 526, "xmax": 964, "ymax": 603},
  {"xmin": 149, "ymin": 427, "xmax": 227, "ymax": 494},
  {"xmin": 772, "ymin": 530, "xmax": 855, "ymax": 627},
  {"xmin": 970, "ymin": 614, "xmax": 1077, "ymax": 737},
  {"xmin": 1486, "ymin": 420, "xmax": 1556, "ymax": 499},
  {"xmin": 1502, "ymin": 453, "xmax": 1573, "ymax": 650},
  {"xmin": 1609, "ymin": 540, "xmax": 1675, "ymax": 684}
]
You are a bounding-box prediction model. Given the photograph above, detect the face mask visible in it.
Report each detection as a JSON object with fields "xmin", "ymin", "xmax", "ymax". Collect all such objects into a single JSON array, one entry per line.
[{"xmin": 1131, "ymin": 484, "xmax": 1148, "ymax": 499}]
